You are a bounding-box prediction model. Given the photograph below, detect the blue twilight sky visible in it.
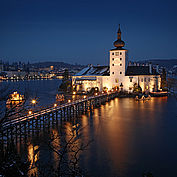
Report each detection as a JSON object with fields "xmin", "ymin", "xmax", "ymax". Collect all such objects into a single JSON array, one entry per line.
[{"xmin": 0, "ymin": 0, "xmax": 177, "ymax": 65}]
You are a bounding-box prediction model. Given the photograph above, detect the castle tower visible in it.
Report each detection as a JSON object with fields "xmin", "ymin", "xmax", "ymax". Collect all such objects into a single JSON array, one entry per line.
[{"xmin": 109, "ymin": 24, "xmax": 128, "ymax": 89}]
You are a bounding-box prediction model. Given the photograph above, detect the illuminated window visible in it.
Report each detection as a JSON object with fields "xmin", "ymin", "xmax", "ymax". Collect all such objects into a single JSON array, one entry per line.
[
  {"xmin": 120, "ymin": 72, "xmax": 122, "ymax": 74},
  {"xmin": 115, "ymin": 52, "xmax": 119, "ymax": 56},
  {"xmin": 112, "ymin": 72, "xmax": 114, "ymax": 74},
  {"xmin": 120, "ymin": 52, "xmax": 122, "ymax": 55},
  {"xmin": 112, "ymin": 58, "xmax": 114, "ymax": 61},
  {"xmin": 120, "ymin": 58, "xmax": 122, "ymax": 61},
  {"xmin": 120, "ymin": 63, "xmax": 122, "ymax": 66},
  {"xmin": 112, "ymin": 64, "xmax": 114, "ymax": 66}
]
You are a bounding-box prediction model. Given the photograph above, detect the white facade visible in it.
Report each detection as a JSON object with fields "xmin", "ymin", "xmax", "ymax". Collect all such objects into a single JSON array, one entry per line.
[
  {"xmin": 109, "ymin": 49, "xmax": 128, "ymax": 88},
  {"xmin": 72, "ymin": 26, "xmax": 161, "ymax": 93}
]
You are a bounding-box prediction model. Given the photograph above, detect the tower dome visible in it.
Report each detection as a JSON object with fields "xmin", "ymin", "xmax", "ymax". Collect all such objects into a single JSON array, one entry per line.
[{"xmin": 113, "ymin": 24, "xmax": 125, "ymax": 49}]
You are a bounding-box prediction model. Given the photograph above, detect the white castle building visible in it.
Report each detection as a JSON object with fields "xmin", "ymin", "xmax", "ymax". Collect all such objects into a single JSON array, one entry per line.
[{"xmin": 72, "ymin": 25, "xmax": 161, "ymax": 93}]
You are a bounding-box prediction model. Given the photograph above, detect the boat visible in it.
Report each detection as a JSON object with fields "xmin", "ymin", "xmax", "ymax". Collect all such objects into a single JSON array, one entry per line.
[
  {"xmin": 56, "ymin": 94, "xmax": 65, "ymax": 102},
  {"xmin": 135, "ymin": 95, "xmax": 151, "ymax": 101},
  {"xmin": 6, "ymin": 91, "xmax": 24, "ymax": 105}
]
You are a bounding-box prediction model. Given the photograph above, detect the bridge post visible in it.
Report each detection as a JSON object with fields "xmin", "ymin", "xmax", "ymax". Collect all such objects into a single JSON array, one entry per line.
[
  {"xmin": 43, "ymin": 115, "xmax": 45, "ymax": 131},
  {"xmin": 60, "ymin": 109, "xmax": 63, "ymax": 124},
  {"xmin": 56, "ymin": 111, "xmax": 58, "ymax": 125},
  {"xmin": 10, "ymin": 126, "xmax": 13, "ymax": 143},
  {"xmin": 47, "ymin": 113, "xmax": 50, "ymax": 130},
  {"xmin": 24, "ymin": 122, "xmax": 27, "ymax": 142}
]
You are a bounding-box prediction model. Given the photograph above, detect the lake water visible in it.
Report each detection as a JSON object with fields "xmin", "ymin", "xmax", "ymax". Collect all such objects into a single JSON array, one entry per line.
[{"xmin": 1, "ymin": 80, "xmax": 177, "ymax": 177}]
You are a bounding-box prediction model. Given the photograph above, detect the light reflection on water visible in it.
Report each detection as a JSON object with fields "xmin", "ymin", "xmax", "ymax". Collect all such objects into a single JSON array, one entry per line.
[
  {"xmin": 16, "ymin": 96, "xmax": 177, "ymax": 177},
  {"xmin": 79, "ymin": 96, "xmax": 177, "ymax": 177},
  {"xmin": 28, "ymin": 144, "xmax": 39, "ymax": 177}
]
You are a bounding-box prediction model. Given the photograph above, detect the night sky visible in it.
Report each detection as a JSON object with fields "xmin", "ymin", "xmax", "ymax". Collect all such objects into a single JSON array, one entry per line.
[{"xmin": 0, "ymin": 0, "xmax": 177, "ymax": 65}]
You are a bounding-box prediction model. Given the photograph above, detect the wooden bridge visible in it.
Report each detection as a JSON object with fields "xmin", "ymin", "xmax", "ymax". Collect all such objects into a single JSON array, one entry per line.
[{"xmin": 0, "ymin": 92, "xmax": 118, "ymax": 149}]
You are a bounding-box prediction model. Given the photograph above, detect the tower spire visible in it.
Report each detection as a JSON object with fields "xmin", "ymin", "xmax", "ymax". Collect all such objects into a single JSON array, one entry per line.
[
  {"xmin": 117, "ymin": 24, "xmax": 121, "ymax": 40},
  {"xmin": 113, "ymin": 24, "xmax": 125, "ymax": 49}
]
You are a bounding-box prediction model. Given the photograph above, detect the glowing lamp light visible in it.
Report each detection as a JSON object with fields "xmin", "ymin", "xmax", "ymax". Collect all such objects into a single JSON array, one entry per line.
[
  {"xmin": 102, "ymin": 91, "xmax": 104, "ymax": 94},
  {"xmin": 31, "ymin": 99, "xmax": 36, "ymax": 104},
  {"xmin": 95, "ymin": 93, "xmax": 98, "ymax": 96},
  {"xmin": 84, "ymin": 95, "xmax": 87, "ymax": 99},
  {"xmin": 54, "ymin": 103, "xmax": 57, "ymax": 107},
  {"xmin": 68, "ymin": 100, "xmax": 71, "ymax": 103},
  {"xmin": 28, "ymin": 110, "xmax": 32, "ymax": 115},
  {"xmin": 73, "ymin": 91, "xmax": 76, "ymax": 95}
]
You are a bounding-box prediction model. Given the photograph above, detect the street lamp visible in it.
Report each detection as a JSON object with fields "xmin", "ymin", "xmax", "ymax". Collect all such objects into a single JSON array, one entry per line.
[
  {"xmin": 54, "ymin": 103, "xmax": 57, "ymax": 107},
  {"xmin": 31, "ymin": 99, "xmax": 37, "ymax": 107},
  {"xmin": 28, "ymin": 110, "xmax": 32, "ymax": 115},
  {"xmin": 31, "ymin": 99, "xmax": 36, "ymax": 104}
]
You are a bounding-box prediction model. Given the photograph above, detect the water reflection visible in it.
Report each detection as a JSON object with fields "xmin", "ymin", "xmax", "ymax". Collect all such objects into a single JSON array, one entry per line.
[
  {"xmin": 16, "ymin": 96, "xmax": 177, "ymax": 177},
  {"xmin": 79, "ymin": 96, "xmax": 177, "ymax": 177},
  {"xmin": 28, "ymin": 144, "xmax": 39, "ymax": 177},
  {"xmin": 50, "ymin": 129, "xmax": 60, "ymax": 170}
]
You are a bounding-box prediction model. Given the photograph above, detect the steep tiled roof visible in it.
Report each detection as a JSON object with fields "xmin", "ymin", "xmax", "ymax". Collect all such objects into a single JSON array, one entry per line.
[
  {"xmin": 75, "ymin": 66, "xmax": 110, "ymax": 76},
  {"xmin": 125, "ymin": 66, "xmax": 159, "ymax": 76}
]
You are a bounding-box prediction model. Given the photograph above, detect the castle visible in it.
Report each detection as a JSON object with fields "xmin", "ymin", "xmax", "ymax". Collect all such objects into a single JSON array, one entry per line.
[{"xmin": 72, "ymin": 25, "xmax": 161, "ymax": 93}]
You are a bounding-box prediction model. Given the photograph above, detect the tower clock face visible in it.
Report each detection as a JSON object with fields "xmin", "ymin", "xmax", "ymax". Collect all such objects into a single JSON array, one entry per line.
[{"xmin": 112, "ymin": 58, "xmax": 122, "ymax": 66}]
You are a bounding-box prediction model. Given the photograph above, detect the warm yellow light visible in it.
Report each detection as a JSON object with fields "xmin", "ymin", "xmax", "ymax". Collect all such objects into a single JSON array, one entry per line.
[
  {"xmin": 102, "ymin": 91, "xmax": 104, "ymax": 94},
  {"xmin": 54, "ymin": 103, "xmax": 57, "ymax": 107},
  {"xmin": 31, "ymin": 99, "xmax": 36, "ymax": 104},
  {"xmin": 84, "ymin": 95, "xmax": 87, "ymax": 99},
  {"xmin": 73, "ymin": 91, "xmax": 76, "ymax": 95},
  {"xmin": 68, "ymin": 100, "xmax": 71, "ymax": 103},
  {"xmin": 95, "ymin": 93, "xmax": 98, "ymax": 96},
  {"xmin": 28, "ymin": 110, "xmax": 32, "ymax": 115}
]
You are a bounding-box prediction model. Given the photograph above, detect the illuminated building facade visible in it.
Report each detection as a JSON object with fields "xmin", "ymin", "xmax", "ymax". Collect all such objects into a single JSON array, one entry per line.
[{"xmin": 72, "ymin": 25, "xmax": 161, "ymax": 93}]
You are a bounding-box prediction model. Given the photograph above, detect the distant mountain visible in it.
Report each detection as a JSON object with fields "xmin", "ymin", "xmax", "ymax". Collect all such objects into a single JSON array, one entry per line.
[
  {"xmin": 30, "ymin": 61, "xmax": 85, "ymax": 70},
  {"xmin": 137, "ymin": 59, "xmax": 177, "ymax": 70}
]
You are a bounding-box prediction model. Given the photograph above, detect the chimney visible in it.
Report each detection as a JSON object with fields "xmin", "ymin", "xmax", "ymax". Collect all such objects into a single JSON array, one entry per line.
[
  {"xmin": 149, "ymin": 62, "xmax": 152, "ymax": 74},
  {"xmin": 156, "ymin": 64, "xmax": 159, "ymax": 73}
]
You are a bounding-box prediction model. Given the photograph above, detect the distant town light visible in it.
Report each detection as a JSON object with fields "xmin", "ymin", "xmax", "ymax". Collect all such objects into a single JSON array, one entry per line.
[
  {"xmin": 73, "ymin": 91, "xmax": 76, "ymax": 95},
  {"xmin": 84, "ymin": 95, "xmax": 87, "ymax": 99},
  {"xmin": 54, "ymin": 103, "xmax": 57, "ymax": 107},
  {"xmin": 95, "ymin": 93, "xmax": 98, "ymax": 96},
  {"xmin": 68, "ymin": 100, "xmax": 71, "ymax": 103}
]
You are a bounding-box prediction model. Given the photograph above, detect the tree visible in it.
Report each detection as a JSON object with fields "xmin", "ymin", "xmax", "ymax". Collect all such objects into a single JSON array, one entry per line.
[
  {"xmin": 161, "ymin": 68, "xmax": 167, "ymax": 91},
  {"xmin": 0, "ymin": 141, "xmax": 30, "ymax": 177},
  {"xmin": 167, "ymin": 77, "xmax": 177, "ymax": 100},
  {"xmin": 0, "ymin": 83, "xmax": 30, "ymax": 126},
  {"xmin": 0, "ymin": 83, "xmax": 31, "ymax": 176},
  {"xmin": 133, "ymin": 83, "xmax": 142, "ymax": 93},
  {"xmin": 39, "ymin": 123, "xmax": 92, "ymax": 177},
  {"xmin": 63, "ymin": 69, "xmax": 69, "ymax": 81}
]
